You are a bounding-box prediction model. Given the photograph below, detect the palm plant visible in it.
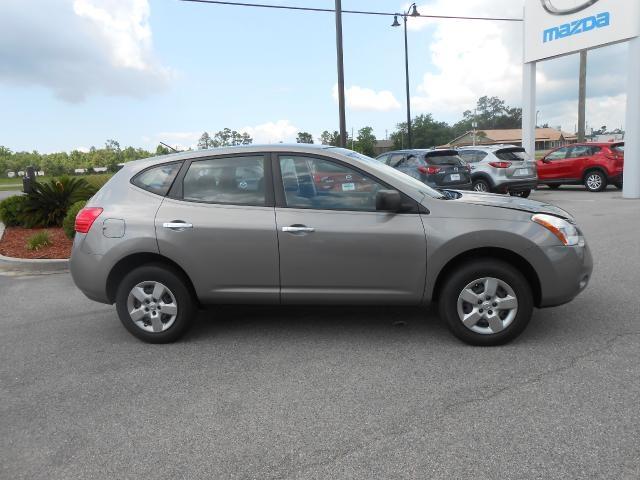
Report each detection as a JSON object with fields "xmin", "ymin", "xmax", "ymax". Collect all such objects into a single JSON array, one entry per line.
[{"xmin": 21, "ymin": 177, "xmax": 96, "ymax": 227}]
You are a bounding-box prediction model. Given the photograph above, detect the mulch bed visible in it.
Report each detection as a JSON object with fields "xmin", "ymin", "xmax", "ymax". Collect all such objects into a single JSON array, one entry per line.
[{"xmin": 0, "ymin": 227, "xmax": 72, "ymax": 259}]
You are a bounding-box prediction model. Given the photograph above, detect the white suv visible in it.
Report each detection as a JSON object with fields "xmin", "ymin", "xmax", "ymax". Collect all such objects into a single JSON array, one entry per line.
[{"xmin": 457, "ymin": 145, "xmax": 538, "ymax": 198}]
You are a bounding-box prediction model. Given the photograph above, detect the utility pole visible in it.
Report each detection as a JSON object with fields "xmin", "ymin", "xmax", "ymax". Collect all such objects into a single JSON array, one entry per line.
[
  {"xmin": 335, "ymin": 0, "xmax": 347, "ymax": 148},
  {"xmin": 578, "ymin": 50, "xmax": 587, "ymax": 142}
]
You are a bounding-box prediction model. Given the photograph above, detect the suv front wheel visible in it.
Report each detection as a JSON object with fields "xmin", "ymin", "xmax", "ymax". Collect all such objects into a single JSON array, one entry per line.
[
  {"xmin": 115, "ymin": 264, "xmax": 196, "ymax": 343},
  {"xmin": 438, "ymin": 259, "xmax": 533, "ymax": 346}
]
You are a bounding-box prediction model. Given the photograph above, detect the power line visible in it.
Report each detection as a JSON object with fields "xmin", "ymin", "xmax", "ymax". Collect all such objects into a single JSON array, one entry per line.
[{"xmin": 178, "ymin": 0, "xmax": 523, "ymax": 22}]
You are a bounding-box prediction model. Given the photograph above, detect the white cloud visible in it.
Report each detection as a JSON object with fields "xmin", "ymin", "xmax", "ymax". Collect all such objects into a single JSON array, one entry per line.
[
  {"xmin": 0, "ymin": 0, "xmax": 171, "ymax": 102},
  {"xmin": 240, "ymin": 120, "xmax": 299, "ymax": 143},
  {"xmin": 406, "ymin": 0, "xmax": 628, "ymax": 131},
  {"xmin": 333, "ymin": 84, "xmax": 401, "ymax": 112}
]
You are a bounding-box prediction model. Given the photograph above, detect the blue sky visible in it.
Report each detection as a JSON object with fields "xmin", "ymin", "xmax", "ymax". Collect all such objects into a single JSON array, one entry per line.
[{"xmin": 0, "ymin": 0, "xmax": 629, "ymax": 152}]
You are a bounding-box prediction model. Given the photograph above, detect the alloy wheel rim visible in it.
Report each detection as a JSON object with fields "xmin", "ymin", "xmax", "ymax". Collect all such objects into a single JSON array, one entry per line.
[
  {"xmin": 474, "ymin": 182, "xmax": 488, "ymax": 192},
  {"xmin": 587, "ymin": 174, "xmax": 602, "ymax": 190},
  {"xmin": 456, "ymin": 277, "xmax": 518, "ymax": 335},
  {"xmin": 126, "ymin": 281, "xmax": 178, "ymax": 333}
]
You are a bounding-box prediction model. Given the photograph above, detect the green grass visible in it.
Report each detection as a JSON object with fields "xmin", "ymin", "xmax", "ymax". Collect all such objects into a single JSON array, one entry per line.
[{"xmin": 26, "ymin": 231, "xmax": 52, "ymax": 251}]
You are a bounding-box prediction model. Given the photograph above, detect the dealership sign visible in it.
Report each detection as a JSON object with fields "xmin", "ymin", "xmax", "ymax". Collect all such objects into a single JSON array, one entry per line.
[{"xmin": 525, "ymin": 0, "xmax": 640, "ymax": 62}]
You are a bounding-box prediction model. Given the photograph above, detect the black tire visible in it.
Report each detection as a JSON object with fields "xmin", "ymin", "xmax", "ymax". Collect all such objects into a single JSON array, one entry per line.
[
  {"xmin": 547, "ymin": 184, "xmax": 561, "ymax": 190},
  {"xmin": 438, "ymin": 259, "xmax": 534, "ymax": 346},
  {"xmin": 583, "ymin": 170, "xmax": 607, "ymax": 192},
  {"xmin": 115, "ymin": 264, "xmax": 196, "ymax": 343},
  {"xmin": 509, "ymin": 189, "xmax": 531, "ymax": 198},
  {"xmin": 472, "ymin": 179, "xmax": 491, "ymax": 193}
]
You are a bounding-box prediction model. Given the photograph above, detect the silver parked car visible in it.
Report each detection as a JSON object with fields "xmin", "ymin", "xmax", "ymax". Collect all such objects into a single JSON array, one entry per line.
[
  {"xmin": 457, "ymin": 145, "xmax": 538, "ymax": 198},
  {"xmin": 70, "ymin": 145, "xmax": 592, "ymax": 346}
]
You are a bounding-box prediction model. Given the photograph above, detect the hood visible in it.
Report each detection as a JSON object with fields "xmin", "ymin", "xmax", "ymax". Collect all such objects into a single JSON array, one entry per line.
[{"xmin": 451, "ymin": 191, "xmax": 573, "ymax": 220}]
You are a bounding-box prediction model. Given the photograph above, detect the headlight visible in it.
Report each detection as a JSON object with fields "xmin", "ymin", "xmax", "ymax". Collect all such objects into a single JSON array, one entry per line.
[{"xmin": 532, "ymin": 213, "xmax": 583, "ymax": 246}]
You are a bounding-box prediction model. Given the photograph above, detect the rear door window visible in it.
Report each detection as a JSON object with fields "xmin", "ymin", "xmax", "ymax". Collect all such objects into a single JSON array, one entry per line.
[
  {"xmin": 388, "ymin": 153, "xmax": 405, "ymax": 167},
  {"xmin": 182, "ymin": 155, "xmax": 266, "ymax": 205},
  {"xmin": 567, "ymin": 145, "xmax": 593, "ymax": 158},
  {"xmin": 132, "ymin": 162, "xmax": 181, "ymax": 196}
]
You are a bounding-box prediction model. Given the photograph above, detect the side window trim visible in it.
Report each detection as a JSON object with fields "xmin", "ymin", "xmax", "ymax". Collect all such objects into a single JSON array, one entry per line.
[
  {"xmin": 272, "ymin": 153, "xmax": 419, "ymax": 214},
  {"xmin": 167, "ymin": 153, "xmax": 275, "ymax": 207}
]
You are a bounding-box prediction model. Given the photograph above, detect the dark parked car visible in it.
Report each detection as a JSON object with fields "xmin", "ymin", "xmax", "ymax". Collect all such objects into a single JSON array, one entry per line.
[
  {"xmin": 376, "ymin": 149, "xmax": 472, "ymax": 190},
  {"xmin": 537, "ymin": 142, "xmax": 624, "ymax": 192}
]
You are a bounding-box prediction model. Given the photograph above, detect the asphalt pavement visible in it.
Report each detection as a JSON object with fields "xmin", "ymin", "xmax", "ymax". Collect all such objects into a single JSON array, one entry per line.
[{"xmin": 1, "ymin": 187, "xmax": 639, "ymax": 479}]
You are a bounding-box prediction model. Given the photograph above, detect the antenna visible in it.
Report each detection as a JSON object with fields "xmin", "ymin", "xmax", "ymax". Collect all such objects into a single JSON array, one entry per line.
[{"xmin": 160, "ymin": 142, "xmax": 179, "ymax": 153}]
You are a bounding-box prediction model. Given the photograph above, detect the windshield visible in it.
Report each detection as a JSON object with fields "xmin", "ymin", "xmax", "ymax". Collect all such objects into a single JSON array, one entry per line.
[{"xmin": 328, "ymin": 148, "xmax": 446, "ymax": 199}]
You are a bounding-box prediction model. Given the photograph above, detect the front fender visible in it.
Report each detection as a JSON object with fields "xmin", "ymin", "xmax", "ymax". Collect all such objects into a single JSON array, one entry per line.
[{"xmin": 422, "ymin": 216, "xmax": 554, "ymax": 302}]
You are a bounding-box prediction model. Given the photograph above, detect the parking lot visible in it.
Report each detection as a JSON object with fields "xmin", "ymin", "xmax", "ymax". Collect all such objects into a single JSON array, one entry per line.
[{"xmin": 1, "ymin": 187, "xmax": 639, "ymax": 479}]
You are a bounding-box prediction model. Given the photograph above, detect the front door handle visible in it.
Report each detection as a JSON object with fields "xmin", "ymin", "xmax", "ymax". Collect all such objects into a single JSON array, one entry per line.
[
  {"xmin": 282, "ymin": 226, "xmax": 315, "ymax": 233},
  {"xmin": 163, "ymin": 222, "xmax": 193, "ymax": 230}
]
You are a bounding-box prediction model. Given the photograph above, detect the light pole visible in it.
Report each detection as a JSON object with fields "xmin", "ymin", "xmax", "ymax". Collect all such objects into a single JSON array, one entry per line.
[
  {"xmin": 392, "ymin": 3, "xmax": 419, "ymax": 149},
  {"xmin": 335, "ymin": 0, "xmax": 347, "ymax": 147}
]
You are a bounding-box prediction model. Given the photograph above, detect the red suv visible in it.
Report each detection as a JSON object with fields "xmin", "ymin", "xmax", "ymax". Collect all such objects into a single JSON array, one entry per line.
[{"xmin": 537, "ymin": 142, "xmax": 624, "ymax": 192}]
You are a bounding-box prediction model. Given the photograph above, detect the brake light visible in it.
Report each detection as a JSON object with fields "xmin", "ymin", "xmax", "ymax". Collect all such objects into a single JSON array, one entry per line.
[
  {"xmin": 419, "ymin": 166, "xmax": 441, "ymax": 175},
  {"xmin": 489, "ymin": 161, "xmax": 512, "ymax": 168},
  {"xmin": 75, "ymin": 207, "xmax": 103, "ymax": 234}
]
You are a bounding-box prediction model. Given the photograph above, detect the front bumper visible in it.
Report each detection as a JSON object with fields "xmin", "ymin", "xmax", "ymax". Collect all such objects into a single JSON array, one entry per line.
[{"xmin": 536, "ymin": 242, "xmax": 593, "ymax": 308}]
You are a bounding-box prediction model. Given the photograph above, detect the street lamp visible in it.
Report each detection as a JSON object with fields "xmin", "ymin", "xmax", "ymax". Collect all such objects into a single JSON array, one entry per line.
[{"xmin": 392, "ymin": 3, "xmax": 420, "ymax": 149}]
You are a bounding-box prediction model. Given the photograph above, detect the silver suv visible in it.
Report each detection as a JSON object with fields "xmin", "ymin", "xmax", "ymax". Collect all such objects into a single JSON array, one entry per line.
[
  {"xmin": 457, "ymin": 145, "xmax": 538, "ymax": 198},
  {"xmin": 70, "ymin": 144, "xmax": 591, "ymax": 346}
]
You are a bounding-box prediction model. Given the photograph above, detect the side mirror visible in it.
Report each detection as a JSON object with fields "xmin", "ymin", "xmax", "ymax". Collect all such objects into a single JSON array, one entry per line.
[
  {"xmin": 541, "ymin": 157, "xmax": 550, "ymax": 163},
  {"xmin": 376, "ymin": 190, "xmax": 402, "ymax": 212}
]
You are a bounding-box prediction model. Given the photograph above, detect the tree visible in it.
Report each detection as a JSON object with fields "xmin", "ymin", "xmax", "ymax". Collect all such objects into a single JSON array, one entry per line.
[
  {"xmin": 452, "ymin": 96, "xmax": 522, "ymax": 137},
  {"xmin": 198, "ymin": 132, "xmax": 213, "ymax": 150},
  {"xmin": 296, "ymin": 132, "xmax": 314, "ymax": 144},
  {"xmin": 211, "ymin": 128, "xmax": 253, "ymax": 147},
  {"xmin": 156, "ymin": 144, "xmax": 171, "ymax": 155},
  {"xmin": 354, "ymin": 127, "xmax": 377, "ymax": 156},
  {"xmin": 391, "ymin": 114, "xmax": 453, "ymax": 149},
  {"xmin": 320, "ymin": 130, "xmax": 340, "ymax": 146}
]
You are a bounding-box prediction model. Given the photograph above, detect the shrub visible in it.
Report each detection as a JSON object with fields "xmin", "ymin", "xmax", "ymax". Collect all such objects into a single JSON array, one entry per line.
[
  {"xmin": 0, "ymin": 195, "xmax": 28, "ymax": 227},
  {"xmin": 84, "ymin": 174, "xmax": 112, "ymax": 190},
  {"xmin": 21, "ymin": 177, "xmax": 96, "ymax": 227},
  {"xmin": 26, "ymin": 230, "xmax": 52, "ymax": 251},
  {"xmin": 63, "ymin": 200, "xmax": 87, "ymax": 239}
]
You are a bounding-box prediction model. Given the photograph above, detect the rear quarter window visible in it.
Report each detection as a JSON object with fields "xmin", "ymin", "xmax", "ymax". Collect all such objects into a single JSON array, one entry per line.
[{"xmin": 131, "ymin": 162, "xmax": 181, "ymax": 196}]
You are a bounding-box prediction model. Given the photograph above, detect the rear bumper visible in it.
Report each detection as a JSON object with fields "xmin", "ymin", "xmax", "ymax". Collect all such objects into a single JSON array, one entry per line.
[
  {"xmin": 494, "ymin": 179, "xmax": 538, "ymax": 192},
  {"xmin": 69, "ymin": 236, "xmax": 111, "ymax": 304},
  {"xmin": 427, "ymin": 180, "xmax": 473, "ymax": 190}
]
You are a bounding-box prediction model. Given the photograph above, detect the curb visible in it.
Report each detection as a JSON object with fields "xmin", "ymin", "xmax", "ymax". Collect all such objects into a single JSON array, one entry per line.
[{"xmin": 0, "ymin": 222, "xmax": 69, "ymax": 274}]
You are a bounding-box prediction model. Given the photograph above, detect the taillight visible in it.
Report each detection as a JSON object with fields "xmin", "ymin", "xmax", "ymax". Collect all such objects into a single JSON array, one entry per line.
[
  {"xmin": 420, "ymin": 166, "xmax": 440, "ymax": 175},
  {"xmin": 75, "ymin": 207, "xmax": 103, "ymax": 234},
  {"xmin": 489, "ymin": 161, "xmax": 512, "ymax": 168}
]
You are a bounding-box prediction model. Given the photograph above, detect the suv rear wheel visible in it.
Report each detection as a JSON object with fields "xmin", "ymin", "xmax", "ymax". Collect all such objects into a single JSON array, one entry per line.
[
  {"xmin": 509, "ymin": 190, "xmax": 531, "ymax": 198},
  {"xmin": 472, "ymin": 179, "xmax": 491, "ymax": 193},
  {"xmin": 438, "ymin": 259, "xmax": 533, "ymax": 346},
  {"xmin": 115, "ymin": 264, "xmax": 196, "ymax": 343},
  {"xmin": 584, "ymin": 170, "xmax": 607, "ymax": 192}
]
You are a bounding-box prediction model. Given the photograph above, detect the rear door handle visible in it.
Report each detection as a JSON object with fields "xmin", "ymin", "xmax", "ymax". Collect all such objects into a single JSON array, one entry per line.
[
  {"xmin": 163, "ymin": 222, "xmax": 193, "ymax": 230},
  {"xmin": 282, "ymin": 226, "xmax": 315, "ymax": 233}
]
